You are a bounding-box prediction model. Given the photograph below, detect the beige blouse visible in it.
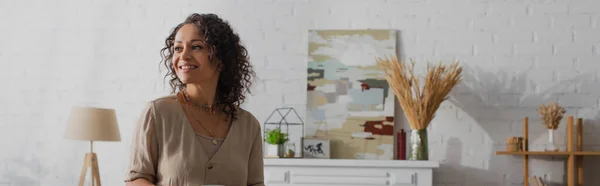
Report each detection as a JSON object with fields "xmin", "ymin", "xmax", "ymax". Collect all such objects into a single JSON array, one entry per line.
[{"xmin": 124, "ymin": 94, "xmax": 265, "ymax": 186}]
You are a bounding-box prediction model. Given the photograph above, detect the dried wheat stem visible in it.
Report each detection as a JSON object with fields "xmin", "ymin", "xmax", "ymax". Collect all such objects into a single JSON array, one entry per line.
[
  {"xmin": 377, "ymin": 56, "xmax": 462, "ymax": 130},
  {"xmin": 538, "ymin": 101, "xmax": 566, "ymax": 130}
]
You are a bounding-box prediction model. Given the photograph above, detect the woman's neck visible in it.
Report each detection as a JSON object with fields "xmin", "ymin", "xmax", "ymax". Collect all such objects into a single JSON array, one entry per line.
[{"xmin": 185, "ymin": 83, "xmax": 217, "ymax": 106}]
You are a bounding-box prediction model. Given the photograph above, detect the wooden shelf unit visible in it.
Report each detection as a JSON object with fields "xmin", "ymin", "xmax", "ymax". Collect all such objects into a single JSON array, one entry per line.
[{"xmin": 495, "ymin": 116, "xmax": 600, "ymax": 186}]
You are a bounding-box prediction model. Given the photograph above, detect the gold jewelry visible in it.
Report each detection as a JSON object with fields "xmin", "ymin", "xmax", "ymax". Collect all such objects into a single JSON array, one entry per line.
[
  {"xmin": 194, "ymin": 116, "xmax": 221, "ymax": 145},
  {"xmin": 182, "ymin": 89, "xmax": 216, "ymax": 113},
  {"xmin": 180, "ymin": 91, "xmax": 221, "ymax": 145}
]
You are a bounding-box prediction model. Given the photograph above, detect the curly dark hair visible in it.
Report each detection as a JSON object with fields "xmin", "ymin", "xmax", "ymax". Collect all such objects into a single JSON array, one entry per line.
[{"xmin": 159, "ymin": 13, "xmax": 255, "ymax": 120}]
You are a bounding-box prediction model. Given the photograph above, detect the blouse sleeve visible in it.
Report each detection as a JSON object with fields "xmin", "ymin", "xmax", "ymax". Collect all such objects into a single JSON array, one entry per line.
[
  {"xmin": 124, "ymin": 102, "xmax": 159, "ymax": 183},
  {"xmin": 247, "ymin": 118, "xmax": 265, "ymax": 186}
]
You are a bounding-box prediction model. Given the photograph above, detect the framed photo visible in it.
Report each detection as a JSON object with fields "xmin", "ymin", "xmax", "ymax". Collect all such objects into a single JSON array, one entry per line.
[{"xmin": 302, "ymin": 137, "xmax": 330, "ymax": 159}]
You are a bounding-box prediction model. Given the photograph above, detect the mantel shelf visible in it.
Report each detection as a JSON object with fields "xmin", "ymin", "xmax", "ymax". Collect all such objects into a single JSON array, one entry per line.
[
  {"xmin": 264, "ymin": 158, "xmax": 439, "ymax": 186},
  {"xmin": 264, "ymin": 158, "xmax": 440, "ymax": 168},
  {"xmin": 496, "ymin": 151, "xmax": 600, "ymax": 156}
]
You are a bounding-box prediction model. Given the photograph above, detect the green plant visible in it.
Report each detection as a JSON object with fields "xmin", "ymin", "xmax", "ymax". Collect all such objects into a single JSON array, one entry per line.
[{"xmin": 265, "ymin": 128, "xmax": 288, "ymax": 145}]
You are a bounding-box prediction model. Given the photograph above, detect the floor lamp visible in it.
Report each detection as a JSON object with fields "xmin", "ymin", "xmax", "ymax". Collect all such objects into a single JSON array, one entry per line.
[{"xmin": 64, "ymin": 106, "xmax": 121, "ymax": 186}]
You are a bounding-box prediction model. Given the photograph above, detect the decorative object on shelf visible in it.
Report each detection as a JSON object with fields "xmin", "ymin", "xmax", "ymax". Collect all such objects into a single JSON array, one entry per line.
[
  {"xmin": 306, "ymin": 29, "xmax": 397, "ymax": 160},
  {"xmin": 507, "ymin": 137, "xmax": 514, "ymax": 151},
  {"xmin": 265, "ymin": 128, "xmax": 288, "ymax": 158},
  {"xmin": 506, "ymin": 136, "xmax": 524, "ymax": 152},
  {"xmin": 302, "ymin": 137, "xmax": 330, "ymax": 159},
  {"xmin": 263, "ymin": 107, "xmax": 304, "ymax": 158},
  {"xmin": 377, "ymin": 56, "xmax": 462, "ymax": 161},
  {"xmin": 496, "ymin": 116, "xmax": 598, "ymax": 186},
  {"xmin": 397, "ymin": 129, "xmax": 407, "ymax": 160},
  {"xmin": 537, "ymin": 101, "xmax": 566, "ymax": 152},
  {"xmin": 285, "ymin": 142, "xmax": 296, "ymax": 158},
  {"xmin": 528, "ymin": 176, "xmax": 547, "ymax": 186},
  {"xmin": 535, "ymin": 176, "xmax": 546, "ymax": 186},
  {"xmin": 64, "ymin": 106, "xmax": 121, "ymax": 186}
]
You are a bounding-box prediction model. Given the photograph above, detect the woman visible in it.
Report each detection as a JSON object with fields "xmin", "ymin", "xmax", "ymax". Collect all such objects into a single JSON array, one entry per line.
[{"xmin": 124, "ymin": 13, "xmax": 264, "ymax": 186}]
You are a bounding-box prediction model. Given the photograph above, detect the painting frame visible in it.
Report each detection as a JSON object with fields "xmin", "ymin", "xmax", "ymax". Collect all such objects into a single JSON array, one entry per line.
[
  {"xmin": 302, "ymin": 137, "xmax": 331, "ymax": 159},
  {"xmin": 305, "ymin": 29, "xmax": 397, "ymax": 160}
]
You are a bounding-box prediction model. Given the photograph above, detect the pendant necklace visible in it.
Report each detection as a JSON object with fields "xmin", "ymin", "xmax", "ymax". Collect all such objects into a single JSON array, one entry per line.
[{"xmin": 180, "ymin": 91, "xmax": 220, "ymax": 145}]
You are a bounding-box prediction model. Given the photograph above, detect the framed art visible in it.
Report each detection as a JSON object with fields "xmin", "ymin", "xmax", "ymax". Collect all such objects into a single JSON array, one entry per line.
[
  {"xmin": 305, "ymin": 29, "xmax": 397, "ymax": 159},
  {"xmin": 302, "ymin": 137, "xmax": 330, "ymax": 159}
]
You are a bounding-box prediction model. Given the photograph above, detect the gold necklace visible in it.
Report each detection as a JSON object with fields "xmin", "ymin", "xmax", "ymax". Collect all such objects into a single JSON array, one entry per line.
[
  {"xmin": 180, "ymin": 92, "xmax": 221, "ymax": 145},
  {"xmin": 182, "ymin": 89, "xmax": 216, "ymax": 113},
  {"xmin": 194, "ymin": 115, "xmax": 221, "ymax": 145}
]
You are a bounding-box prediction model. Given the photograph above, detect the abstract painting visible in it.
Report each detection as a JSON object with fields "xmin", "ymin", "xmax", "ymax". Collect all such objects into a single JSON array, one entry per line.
[{"xmin": 306, "ymin": 29, "xmax": 397, "ymax": 160}]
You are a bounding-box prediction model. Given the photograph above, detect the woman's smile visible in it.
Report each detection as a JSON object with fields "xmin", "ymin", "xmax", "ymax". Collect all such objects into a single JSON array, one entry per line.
[{"xmin": 178, "ymin": 64, "xmax": 199, "ymax": 72}]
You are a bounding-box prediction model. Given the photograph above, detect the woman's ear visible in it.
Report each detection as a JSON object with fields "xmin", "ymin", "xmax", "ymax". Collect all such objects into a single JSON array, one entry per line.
[{"xmin": 216, "ymin": 60, "xmax": 223, "ymax": 71}]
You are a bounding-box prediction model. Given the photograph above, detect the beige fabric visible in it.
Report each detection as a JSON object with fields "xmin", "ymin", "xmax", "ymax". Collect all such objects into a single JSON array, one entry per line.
[
  {"xmin": 124, "ymin": 94, "xmax": 265, "ymax": 186},
  {"xmin": 196, "ymin": 134, "xmax": 224, "ymax": 158}
]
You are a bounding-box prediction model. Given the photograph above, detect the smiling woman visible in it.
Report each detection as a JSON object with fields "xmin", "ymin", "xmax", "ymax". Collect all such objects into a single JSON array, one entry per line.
[{"xmin": 124, "ymin": 13, "xmax": 263, "ymax": 186}]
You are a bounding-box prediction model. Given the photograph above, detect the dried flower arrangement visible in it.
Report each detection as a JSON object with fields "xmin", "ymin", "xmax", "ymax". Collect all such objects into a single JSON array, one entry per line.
[
  {"xmin": 537, "ymin": 101, "xmax": 566, "ymax": 130},
  {"xmin": 376, "ymin": 56, "xmax": 463, "ymax": 130}
]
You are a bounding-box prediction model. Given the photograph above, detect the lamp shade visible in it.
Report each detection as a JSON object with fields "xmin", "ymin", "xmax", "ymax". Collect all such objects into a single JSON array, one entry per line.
[{"xmin": 64, "ymin": 106, "xmax": 121, "ymax": 142}]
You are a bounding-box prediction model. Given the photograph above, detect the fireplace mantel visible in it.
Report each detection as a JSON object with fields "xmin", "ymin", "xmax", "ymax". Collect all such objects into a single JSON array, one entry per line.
[{"xmin": 263, "ymin": 158, "xmax": 439, "ymax": 186}]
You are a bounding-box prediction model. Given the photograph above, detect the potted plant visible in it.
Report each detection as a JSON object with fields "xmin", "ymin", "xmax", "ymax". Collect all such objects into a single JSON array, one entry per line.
[{"xmin": 264, "ymin": 128, "xmax": 288, "ymax": 157}]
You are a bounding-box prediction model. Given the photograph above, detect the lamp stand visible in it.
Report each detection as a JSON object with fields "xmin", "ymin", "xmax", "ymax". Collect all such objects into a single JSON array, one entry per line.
[{"xmin": 79, "ymin": 141, "xmax": 101, "ymax": 186}]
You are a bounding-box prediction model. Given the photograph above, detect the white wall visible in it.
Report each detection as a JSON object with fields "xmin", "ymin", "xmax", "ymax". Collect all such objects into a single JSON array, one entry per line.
[{"xmin": 1, "ymin": 0, "xmax": 600, "ymax": 185}]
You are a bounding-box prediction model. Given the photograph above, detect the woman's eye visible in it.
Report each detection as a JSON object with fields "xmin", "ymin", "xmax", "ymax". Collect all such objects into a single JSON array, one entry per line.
[
  {"xmin": 173, "ymin": 46, "xmax": 182, "ymax": 52},
  {"xmin": 192, "ymin": 45, "xmax": 202, "ymax": 50}
]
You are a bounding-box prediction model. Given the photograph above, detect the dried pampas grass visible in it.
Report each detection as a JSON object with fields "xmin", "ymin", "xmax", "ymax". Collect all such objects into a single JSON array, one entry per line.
[
  {"xmin": 376, "ymin": 56, "xmax": 462, "ymax": 130},
  {"xmin": 538, "ymin": 101, "xmax": 566, "ymax": 130}
]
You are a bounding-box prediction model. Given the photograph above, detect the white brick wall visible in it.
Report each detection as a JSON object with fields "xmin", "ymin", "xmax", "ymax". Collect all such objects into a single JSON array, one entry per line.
[{"xmin": 1, "ymin": 0, "xmax": 600, "ymax": 185}]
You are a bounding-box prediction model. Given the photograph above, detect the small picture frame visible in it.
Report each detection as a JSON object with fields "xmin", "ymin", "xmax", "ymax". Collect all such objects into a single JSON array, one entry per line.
[{"xmin": 302, "ymin": 137, "xmax": 330, "ymax": 159}]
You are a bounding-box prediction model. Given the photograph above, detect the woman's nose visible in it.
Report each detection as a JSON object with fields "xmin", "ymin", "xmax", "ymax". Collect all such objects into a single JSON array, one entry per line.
[{"xmin": 181, "ymin": 47, "xmax": 191, "ymax": 60}]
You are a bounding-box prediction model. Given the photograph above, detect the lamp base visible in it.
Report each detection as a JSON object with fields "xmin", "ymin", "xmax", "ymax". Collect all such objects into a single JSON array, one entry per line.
[{"xmin": 79, "ymin": 153, "xmax": 101, "ymax": 186}]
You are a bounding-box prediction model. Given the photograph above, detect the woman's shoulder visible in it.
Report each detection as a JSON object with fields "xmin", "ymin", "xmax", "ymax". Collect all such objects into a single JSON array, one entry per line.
[
  {"xmin": 233, "ymin": 107, "xmax": 261, "ymax": 130},
  {"xmin": 150, "ymin": 94, "xmax": 179, "ymax": 106},
  {"xmin": 141, "ymin": 94, "xmax": 181, "ymax": 115}
]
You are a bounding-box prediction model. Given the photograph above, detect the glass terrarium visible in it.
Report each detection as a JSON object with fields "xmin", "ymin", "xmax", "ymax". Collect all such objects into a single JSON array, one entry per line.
[{"xmin": 262, "ymin": 107, "xmax": 304, "ymax": 158}]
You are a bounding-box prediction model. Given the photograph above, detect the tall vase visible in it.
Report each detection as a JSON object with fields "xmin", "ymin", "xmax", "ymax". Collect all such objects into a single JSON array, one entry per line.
[
  {"xmin": 409, "ymin": 129, "xmax": 429, "ymax": 160},
  {"xmin": 545, "ymin": 129, "xmax": 558, "ymax": 152}
]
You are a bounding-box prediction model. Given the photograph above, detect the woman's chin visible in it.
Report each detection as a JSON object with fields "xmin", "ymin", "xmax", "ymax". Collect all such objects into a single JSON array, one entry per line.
[
  {"xmin": 178, "ymin": 76, "xmax": 195, "ymax": 84},
  {"xmin": 181, "ymin": 80, "xmax": 194, "ymax": 85},
  {"xmin": 180, "ymin": 79, "xmax": 201, "ymax": 85}
]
